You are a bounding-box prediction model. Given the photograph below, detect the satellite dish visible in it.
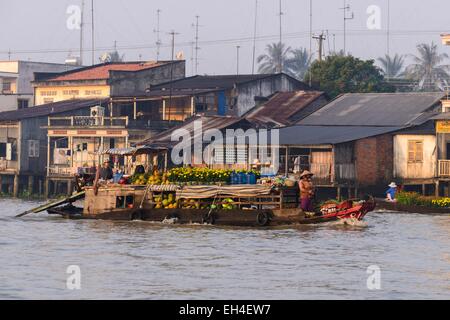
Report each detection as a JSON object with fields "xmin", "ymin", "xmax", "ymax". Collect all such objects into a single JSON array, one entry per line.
[
  {"xmin": 176, "ymin": 51, "xmax": 185, "ymax": 60},
  {"xmin": 100, "ymin": 52, "xmax": 112, "ymax": 63}
]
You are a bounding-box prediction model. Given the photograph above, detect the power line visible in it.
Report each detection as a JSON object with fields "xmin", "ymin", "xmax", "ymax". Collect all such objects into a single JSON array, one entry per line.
[{"xmin": 2, "ymin": 29, "xmax": 448, "ymax": 57}]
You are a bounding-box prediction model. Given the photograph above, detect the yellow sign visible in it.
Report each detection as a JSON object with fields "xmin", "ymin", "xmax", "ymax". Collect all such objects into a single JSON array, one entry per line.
[{"xmin": 437, "ymin": 121, "xmax": 450, "ymax": 133}]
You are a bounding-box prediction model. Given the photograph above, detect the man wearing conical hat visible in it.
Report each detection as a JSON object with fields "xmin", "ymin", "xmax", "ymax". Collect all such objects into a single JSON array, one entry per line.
[{"xmin": 299, "ymin": 170, "xmax": 315, "ymax": 212}]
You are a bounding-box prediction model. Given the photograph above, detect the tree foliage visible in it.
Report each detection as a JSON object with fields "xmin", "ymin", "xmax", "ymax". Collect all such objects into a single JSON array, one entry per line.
[
  {"xmin": 257, "ymin": 42, "xmax": 291, "ymax": 74},
  {"xmin": 285, "ymin": 48, "xmax": 312, "ymax": 81},
  {"xmin": 305, "ymin": 55, "xmax": 394, "ymax": 98},
  {"xmin": 405, "ymin": 42, "xmax": 450, "ymax": 91},
  {"xmin": 378, "ymin": 54, "xmax": 405, "ymax": 78}
]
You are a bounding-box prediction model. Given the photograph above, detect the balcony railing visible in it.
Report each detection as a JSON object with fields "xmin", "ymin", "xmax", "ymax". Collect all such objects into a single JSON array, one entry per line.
[
  {"xmin": 438, "ymin": 160, "xmax": 450, "ymax": 177},
  {"xmin": 48, "ymin": 116, "xmax": 129, "ymax": 128},
  {"xmin": 0, "ymin": 159, "xmax": 18, "ymax": 172},
  {"xmin": 48, "ymin": 166, "xmax": 74, "ymax": 176}
]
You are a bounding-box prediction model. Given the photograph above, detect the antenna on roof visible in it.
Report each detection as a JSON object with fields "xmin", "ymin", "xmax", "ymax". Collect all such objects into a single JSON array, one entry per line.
[
  {"xmin": 194, "ymin": 15, "xmax": 200, "ymax": 75},
  {"xmin": 154, "ymin": 9, "xmax": 162, "ymax": 61},
  {"xmin": 80, "ymin": 0, "xmax": 84, "ymax": 66},
  {"xmin": 91, "ymin": 0, "xmax": 95, "ymax": 65},
  {"xmin": 252, "ymin": 0, "xmax": 258, "ymax": 75}
]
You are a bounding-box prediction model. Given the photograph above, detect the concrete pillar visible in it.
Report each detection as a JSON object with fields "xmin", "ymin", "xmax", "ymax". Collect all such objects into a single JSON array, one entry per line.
[
  {"xmin": 337, "ymin": 186, "xmax": 341, "ymax": 201},
  {"xmin": 44, "ymin": 178, "xmax": 49, "ymax": 199},
  {"xmin": 422, "ymin": 184, "xmax": 426, "ymax": 196},
  {"xmin": 13, "ymin": 175, "xmax": 19, "ymax": 198},
  {"xmin": 435, "ymin": 180, "xmax": 440, "ymax": 197},
  {"xmin": 28, "ymin": 175, "xmax": 34, "ymax": 194},
  {"xmin": 67, "ymin": 180, "xmax": 73, "ymax": 196}
]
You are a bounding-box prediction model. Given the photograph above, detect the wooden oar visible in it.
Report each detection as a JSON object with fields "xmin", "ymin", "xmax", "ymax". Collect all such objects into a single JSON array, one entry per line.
[{"xmin": 16, "ymin": 191, "xmax": 86, "ymax": 218}]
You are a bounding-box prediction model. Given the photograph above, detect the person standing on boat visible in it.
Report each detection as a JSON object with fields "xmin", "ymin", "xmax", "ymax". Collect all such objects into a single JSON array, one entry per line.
[
  {"xmin": 299, "ymin": 170, "xmax": 315, "ymax": 212},
  {"xmin": 99, "ymin": 160, "xmax": 114, "ymax": 181},
  {"xmin": 386, "ymin": 182, "xmax": 398, "ymax": 202}
]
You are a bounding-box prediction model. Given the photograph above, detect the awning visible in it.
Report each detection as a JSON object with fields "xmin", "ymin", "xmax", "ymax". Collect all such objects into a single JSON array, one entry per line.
[{"xmin": 101, "ymin": 145, "xmax": 168, "ymax": 156}]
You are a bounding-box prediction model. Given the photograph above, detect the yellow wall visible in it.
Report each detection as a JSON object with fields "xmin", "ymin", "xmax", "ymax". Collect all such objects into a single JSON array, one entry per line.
[{"xmin": 35, "ymin": 85, "xmax": 110, "ymax": 105}]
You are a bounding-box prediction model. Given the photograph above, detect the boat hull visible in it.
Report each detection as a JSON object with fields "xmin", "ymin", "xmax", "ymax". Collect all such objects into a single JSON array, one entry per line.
[
  {"xmin": 375, "ymin": 199, "xmax": 450, "ymax": 215},
  {"xmin": 48, "ymin": 201, "xmax": 375, "ymax": 227}
]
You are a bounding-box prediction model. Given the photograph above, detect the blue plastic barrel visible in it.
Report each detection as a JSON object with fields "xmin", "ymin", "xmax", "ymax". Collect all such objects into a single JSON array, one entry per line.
[
  {"xmin": 247, "ymin": 172, "xmax": 256, "ymax": 185},
  {"xmin": 231, "ymin": 172, "xmax": 239, "ymax": 185}
]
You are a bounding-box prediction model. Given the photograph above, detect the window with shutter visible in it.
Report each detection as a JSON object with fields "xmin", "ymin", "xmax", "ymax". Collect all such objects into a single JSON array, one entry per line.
[
  {"xmin": 407, "ymin": 140, "xmax": 423, "ymax": 163},
  {"xmin": 28, "ymin": 140, "xmax": 40, "ymax": 158}
]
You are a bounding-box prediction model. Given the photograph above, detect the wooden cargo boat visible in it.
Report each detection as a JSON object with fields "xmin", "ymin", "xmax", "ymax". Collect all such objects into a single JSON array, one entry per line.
[
  {"xmin": 38, "ymin": 184, "xmax": 376, "ymax": 227},
  {"xmin": 375, "ymin": 199, "xmax": 450, "ymax": 215}
]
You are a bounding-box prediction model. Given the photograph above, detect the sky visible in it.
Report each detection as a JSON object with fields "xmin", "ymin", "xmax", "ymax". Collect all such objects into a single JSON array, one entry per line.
[{"xmin": 0, "ymin": 0, "xmax": 449, "ymax": 75}]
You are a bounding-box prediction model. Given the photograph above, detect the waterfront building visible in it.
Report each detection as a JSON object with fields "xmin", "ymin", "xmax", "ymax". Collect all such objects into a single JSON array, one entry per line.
[
  {"xmin": 0, "ymin": 99, "xmax": 101, "ymax": 196},
  {"xmin": 0, "ymin": 60, "xmax": 79, "ymax": 112},
  {"xmin": 280, "ymin": 92, "xmax": 445, "ymax": 198},
  {"xmin": 32, "ymin": 61, "xmax": 186, "ymax": 105}
]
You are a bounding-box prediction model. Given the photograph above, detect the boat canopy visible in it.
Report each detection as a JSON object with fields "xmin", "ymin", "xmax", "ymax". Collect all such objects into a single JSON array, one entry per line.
[{"xmin": 101, "ymin": 145, "xmax": 168, "ymax": 156}]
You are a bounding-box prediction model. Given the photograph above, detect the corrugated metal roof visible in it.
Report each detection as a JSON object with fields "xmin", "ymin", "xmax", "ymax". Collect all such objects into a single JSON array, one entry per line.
[
  {"xmin": 431, "ymin": 112, "xmax": 450, "ymax": 120},
  {"xmin": 0, "ymin": 99, "xmax": 108, "ymax": 122},
  {"xmin": 246, "ymin": 91, "xmax": 325, "ymax": 126},
  {"xmin": 140, "ymin": 115, "xmax": 251, "ymax": 147},
  {"xmin": 299, "ymin": 92, "xmax": 444, "ymax": 127},
  {"xmin": 39, "ymin": 61, "xmax": 167, "ymax": 82},
  {"xmin": 150, "ymin": 74, "xmax": 279, "ymax": 92},
  {"xmin": 278, "ymin": 125, "xmax": 402, "ymax": 146}
]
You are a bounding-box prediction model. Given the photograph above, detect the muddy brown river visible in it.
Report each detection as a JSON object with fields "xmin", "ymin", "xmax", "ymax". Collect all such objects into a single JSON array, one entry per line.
[{"xmin": 0, "ymin": 199, "xmax": 449, "ymax": 299}]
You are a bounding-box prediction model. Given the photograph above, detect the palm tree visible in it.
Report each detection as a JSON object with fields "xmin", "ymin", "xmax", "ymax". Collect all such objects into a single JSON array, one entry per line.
[
  {"xmin": 405, "ymin": 42, "xmax": 450, "ymax": 91},
  {"xmin": 285, "ymin": 48, "xmax": 312, "ymax": 80},
  {"xmin": 257, "ymin": 42, "xmax": 291, "ymax": 74},
  {"xmin": 378, "ymin": 54, "xmax": 405, "ymax": 78}
]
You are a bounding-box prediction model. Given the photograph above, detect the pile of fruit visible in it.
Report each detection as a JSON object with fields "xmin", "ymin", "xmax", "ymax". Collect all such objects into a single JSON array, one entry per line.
[
  {"xmin": 167, "ymin": 167, "xmax": 232, "ymax": 184},
  {"xmin": 179, "ymin": 198, "xmax": 236, "ymax": 210},
  {"xmin": 132, "ymin": 171, "xmax": 170, "ymax": 186},
  {"xmin": 153, "ymin": 193, "xmax": 178, "ymax": 209}
]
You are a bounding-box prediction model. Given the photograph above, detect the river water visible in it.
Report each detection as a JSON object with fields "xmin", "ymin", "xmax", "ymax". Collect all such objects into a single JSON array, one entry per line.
[{"xmin": 0, "ymin": 199, "xmax": 449, "ymax": 300}]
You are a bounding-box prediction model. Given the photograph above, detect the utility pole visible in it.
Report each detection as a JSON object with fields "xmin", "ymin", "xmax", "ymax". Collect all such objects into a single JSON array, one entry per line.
[
  {"xmin": 333, "ymin": 33, "xmax": 336, "ymax": 53},
  {"xmin": 309, "ymin": 0, "xmax": 313, "ymax": 86},
  {"xmin": 252, "ymin": 0, "xmax": 259, "ymax": 74},
  {"xmin": 80, "ymin": 0, "xmax": 84, "ymax": 65},
  {"xmin": 236, "ymin": 46, "xmax": 241, "ymax": 75},
  {"xmin": 278, "ymin": 0, "xmax": 283, "ymax": 73},
  {"xmin": 91, "ymin": 0, "xmax": 95, "ymax": 65},
  {"xmin": 313, "ymin": 32, "xmax": 326, "ymax": 61},
  {"xmin": 195, "ymin": 15, "xmax": 200, "ymax": 75},
  {"xmin": 386, "ymin": 0, "xmax": 391, "ymax": 81},
  {"xmin": 168, "ymin": 30, "xmax": 179, "ymax": 122},
  {"xmin": 155, "ymin": 9, "xmax": 162, "ymax": 61},
  {"xmin": 340, "ymin": 0, "xmax": 354, "ymax": 56}
]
